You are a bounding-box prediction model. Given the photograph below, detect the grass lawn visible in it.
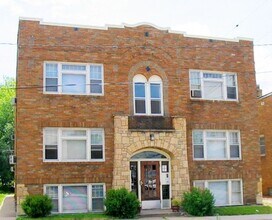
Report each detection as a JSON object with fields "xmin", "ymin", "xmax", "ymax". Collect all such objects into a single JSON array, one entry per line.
[
  {"xmin": 216, "ymin": 205, "xmax": 272, "ymax": 215},
  {"xmin": 17, "ymin": 213, "xmax": 109, "ymax": 220},
  {"xmin": 0, "ymin": 193, "xmax": 8, "ymax": 207}
]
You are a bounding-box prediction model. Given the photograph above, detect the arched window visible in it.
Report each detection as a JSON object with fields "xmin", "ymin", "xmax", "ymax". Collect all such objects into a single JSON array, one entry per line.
[{"xmin": 133, "ymin": 74, "xmax": 163, "ymax": 115}]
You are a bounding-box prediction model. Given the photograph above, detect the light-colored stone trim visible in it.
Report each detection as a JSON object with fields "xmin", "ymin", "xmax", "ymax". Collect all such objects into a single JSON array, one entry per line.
[{"xmin": 113, "ymin": 116, "xmax": 190, "ymax": 199}]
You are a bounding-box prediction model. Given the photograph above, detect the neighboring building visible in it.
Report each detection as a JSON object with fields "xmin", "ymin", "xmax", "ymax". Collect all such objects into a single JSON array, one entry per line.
[
  {"xmin": 258, "ymin": 92, "xmax": 272, "ymax": 196},
  {"xmin": 15, "ymin": 18, "xmax": 261, "ymax": 214}
]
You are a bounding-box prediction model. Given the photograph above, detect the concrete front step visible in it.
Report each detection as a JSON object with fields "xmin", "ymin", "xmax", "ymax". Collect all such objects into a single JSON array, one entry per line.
[{"xmin": 139, "ymin": 209, "xmax": 181, "ymax": 218}]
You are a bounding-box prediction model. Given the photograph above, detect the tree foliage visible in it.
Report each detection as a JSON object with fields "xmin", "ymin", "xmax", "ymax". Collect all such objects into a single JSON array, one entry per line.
[{"xmin": 0, "ymin": 77, "xmax": 15, "ymax": 190}]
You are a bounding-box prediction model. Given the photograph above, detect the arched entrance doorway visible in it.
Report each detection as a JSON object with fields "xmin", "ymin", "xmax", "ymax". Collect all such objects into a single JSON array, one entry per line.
[{"xmin": 130, "ymin": 149, "xmax": 171, "ymax": 209}]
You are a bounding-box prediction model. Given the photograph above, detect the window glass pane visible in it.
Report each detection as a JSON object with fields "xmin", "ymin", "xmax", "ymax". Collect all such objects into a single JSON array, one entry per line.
[
  {"xmin": 203, "ymin": 73, "xmax": 222, "ymax": 79},
  {"xmin": 193, "ymin": 131, "xmax": 203, "ymax": 144},
  {"xmin": 260, "ymin": 136, "xmax": 266, "ymax": 155},
  {"xmin": 230, "ymin": 145, "xmax": 240, "ymax": 158},
  {"xmin": 194, "ymin": 181, "xmax": 205, "ymax": 189},
  {"xmin": 91, "ymin": 145, "xmax": 103, "ymax": 159},
  {"xmin": 45, "ymin": 129, "xmax": 58, "ymax": 145},
  {"xmin": 227, "ymin": 75, "xmax": 236, "ymax": 86},
  {"xmin": 62, "ymin": 140, "xmax": 86, "ymax": 160},
  {"xmin": 45, "ymin": 129, "xmax": 58, "ymax": 160},
  {"xmin": 150, "ymin": 83, "xmax": 161, "ymax": 98},
  {"xmin": 231, "ymin": 181, "xmax": 242, "ymax": 204},
  {"xmin": 62, "ymin": 74, "xmax": 86, "ymax": 93},
  {"xmin": 208, "ymin": 181, "xmax": 228, "ymax": 206},
  {"xmin": 62, "ymin": 64, "xmax": 86, "ymax": 71},
  {"xmin": 63, "ymin": 186, "xmax": 88, "ymax": 212},
  {"xmin": 131, "ymin": 151, "xmax": 167, "ymax": 159},
  {"xmin": 46, "ymin": 64, "xmax": 58, "ymax": 77},
  {"xmin": 135, "ymin": 83, "xmax": 145, "ymax": 98},
  {"xmin": 91, "ymin": 131, "xmax": 103, "ymax": 145},
  {"xmin": 46, "ymin": 78, "xmax": 58, "ymax": 92},
  {"xmin": 190, "ymin": 71, "xmax": 201, "ymax": 87},
  {"xmin": 92, "ymin": 185, "xmax": 104, "ymax": 197},
  {"xmin": 45, "ymin": 147, "xmax": 58, "ymax": 160},
  {"xmin": 194, "ymin": 145, "xmax": 204, "ymax": 158},
  {"xmin": 46, "ymin": 186, "xmax": 58, "ymax": 212},
  {"xmin": 207, "ymin": 140, "xmax": 226, "ymax": 159},
  {"xmin": 135, "ymin": 100, "xmax": 146, "ymax": 113},
  {"xmin": 151, "ymin": 100, "xmax": 161, "ymax": 114},
  {"xmin": 62, "ymin": 130, "xmax": 86, "ymax": 137},
  {"xmin": 229, "ymin": 132, "xmax": 239, "ymax": 144},
  {"xmin": 207, "ymin": 131, "xmax": 225, "ymax": 138},
  {"xmin": 227, "ymin": 87, "xmax": 237, "ymax": 99},
  {"xmin": 260, "ymin": 136, "xmax": 265, "ymax": 146},
  {"xmin": 92, "ymin": 185, "xmax": 104, "ymax": 211},
  {"xmin": 90, "ymin": 66, "xmax": 102, "ymax": 79},
  {"xmin": 92, "ymin": 198, "xmax": 104, "ymax": 211},
  {"xmin": 231, "ymin": 181, "xmax": 241, "ymax": 192},
  {"xmin": 90, "ymin": 79, "xmax": 102, "ymax": 94},
  {"xmin": 232, "ymin": 193, "xmax": 241, "ymax": 204},
  {"xmin": 203, "ymin": 81, "xmax": 223, "ymax": 99}
]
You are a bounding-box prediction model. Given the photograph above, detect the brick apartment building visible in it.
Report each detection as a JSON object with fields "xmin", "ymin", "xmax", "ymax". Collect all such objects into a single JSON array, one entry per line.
[
  {"xmin": 258, "ymin": 92, "xmax": 272, "ymax": 196},
  {"xmin": 15, "ymin": 18, "xmax": 262, "ymax": 213}
]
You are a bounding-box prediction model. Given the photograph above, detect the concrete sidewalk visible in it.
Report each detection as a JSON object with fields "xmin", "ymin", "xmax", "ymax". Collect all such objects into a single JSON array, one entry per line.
[
  {"xmin": 139, "ymin": 214, "xmax": 272, "ymax": 219},
  {"xmin": 0, "ymin": 195, "xmax": 16, "ymax": 220}
]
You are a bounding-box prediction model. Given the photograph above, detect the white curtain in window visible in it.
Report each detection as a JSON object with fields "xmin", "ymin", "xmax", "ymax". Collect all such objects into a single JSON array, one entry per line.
[
  {"xmin": 231, "ymin": 181, "xmax": 242, "ymax": 204},
  {"xmin": 62, "ymin": 74, "xmax": 86, "ymax": 93},
  {"xmin": 207, "ymin": 140, "xmax": 226, "ymax": 159},
  {"xmin": 203, "ymin": 81, "xmax": 223, "ymax": 99},
  {"xmin": 63, "ymin": 186, "xmax": 88, "ymax": 212},
  {"xmin": 45, "ymin": 129, "xmax": 58, "ymax": 145},
  {"xmin": 62, "ymin": 140, "xmax": 86, "ymax": 160},
  {"xmin": 209, "ymin": 181, "xmax": 228, "ymax": 206}
]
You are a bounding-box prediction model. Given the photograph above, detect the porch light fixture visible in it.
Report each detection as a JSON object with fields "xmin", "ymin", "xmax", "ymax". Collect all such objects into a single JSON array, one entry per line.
[
  {"xmin": 146, "ymin": 66, "xmax": 151, "ymax": 72},
  {"xmin": 150, "ymin": 133, "xmax": 155, "ymax": 141}
]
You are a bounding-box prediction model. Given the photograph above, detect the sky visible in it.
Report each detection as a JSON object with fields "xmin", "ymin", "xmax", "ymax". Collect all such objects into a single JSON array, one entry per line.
[{"xmin": 0, "ymin": 0, "xmax": 272, "ymax": 94}]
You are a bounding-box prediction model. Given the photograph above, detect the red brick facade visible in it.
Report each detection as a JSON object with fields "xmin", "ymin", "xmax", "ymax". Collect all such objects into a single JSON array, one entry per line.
[
  {"xmin": 259, "ymin": 93, "xmax": 272, "ymax": 196},
  {"xmin": 16, "ymin": 18, "xmax": 261, "ymax": 212}
]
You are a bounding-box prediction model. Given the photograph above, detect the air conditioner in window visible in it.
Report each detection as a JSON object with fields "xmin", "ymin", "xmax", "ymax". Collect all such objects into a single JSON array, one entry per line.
[
  {"xmin": 9, "ymin": 155, "xmax": 16, "ymax": 165},
  {"xmin": 191, "ymin": 90, "xmax": 201, "ymax": 98}
]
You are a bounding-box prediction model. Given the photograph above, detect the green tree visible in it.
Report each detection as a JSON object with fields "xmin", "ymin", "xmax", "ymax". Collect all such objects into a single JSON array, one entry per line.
[{"xmin": 0, "ymin": 77, "xmax": 15, "ymax": 190}]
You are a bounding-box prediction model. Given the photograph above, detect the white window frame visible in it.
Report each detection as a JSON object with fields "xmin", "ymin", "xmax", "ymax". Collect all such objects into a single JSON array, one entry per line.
[
  {"xmin": 43, "ymin": 128, "xmax": 105, "ymax": 162},
  {"xmin": 260, "ymin": 135, "xmax": 266, "ymax": 156},
  {"xmin": 192, "ymin": 130, "xmax": 241, "ymax": 160},
  {"xmin": 44, "ymin": 62, "xmax": 104, "ymax": 96},
  {"xmin": 44, "ymin": 183, "xmax": 106, "ymax": 213},
  {"xmin": 189, "ymin": 70, "xmax": 238, "ymax": 101},
  {"xmin": 193, "ymin": 179, "xmax": 243, "ymax": 206},
  {"xmin": 133, "ymin": 74, "xmax": 164, "ymax": 116}
]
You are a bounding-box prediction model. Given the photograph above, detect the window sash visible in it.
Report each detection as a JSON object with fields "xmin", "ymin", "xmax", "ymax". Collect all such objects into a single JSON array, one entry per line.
[
  {"xmin": 44, "ymin": 128, "xmax": 104, "ymax": 162},
  {"xmin": 190, "ymin": 70, "xmax": 237, "ymax": 101},
  {"xmin": 260, "ymin": 136, "xmax": 266, "ymax": 155},
  {"xmin": 44, "ymin": 62, "xmax": 103, "ymax": 95},
  {"xmin": 133, "ymin": 81, "xmax": 163, "ymax": 115},
  {"xmin": 193, "ymin": 130, "xmax": 240, "ymax": 160}
]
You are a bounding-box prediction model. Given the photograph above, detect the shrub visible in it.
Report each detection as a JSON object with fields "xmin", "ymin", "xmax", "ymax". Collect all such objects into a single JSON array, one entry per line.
[
  {"xmin": 21, "ymin": 195, "xmax": 53, "ymax": 218},
  {"xmin": 104, "ymin": 188, "xmax": 140, "ymax": 219},
  {"xmin": 182, "ymin": 187, "xmax": 215, "ymax": 216}
]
